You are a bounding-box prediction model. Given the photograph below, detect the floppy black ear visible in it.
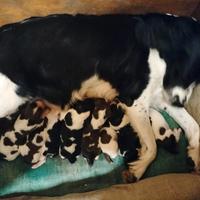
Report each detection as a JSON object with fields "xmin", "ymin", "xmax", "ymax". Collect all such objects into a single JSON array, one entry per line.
[
  {"xmin": 72, "ymin": 99, "xmax": 94, "ymax": 113},
  {"xmin": 108, "ymin": 103, "xmax": 124, "ymax": 127}
]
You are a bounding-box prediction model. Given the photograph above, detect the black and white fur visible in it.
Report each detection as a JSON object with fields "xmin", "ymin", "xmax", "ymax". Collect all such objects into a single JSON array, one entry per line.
[
  {"xmin": 0, "ymin": 13, "xmax": 199, "ymax": 180},
  {"xmin": 59, "ymin": 99, "xmax": 93, "ymax": 163}
]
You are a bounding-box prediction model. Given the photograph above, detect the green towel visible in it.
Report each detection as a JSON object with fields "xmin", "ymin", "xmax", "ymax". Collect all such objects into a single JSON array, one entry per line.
[{"xmin": 0, "ymin": 111, "xmax": 191, "ymax": 197}]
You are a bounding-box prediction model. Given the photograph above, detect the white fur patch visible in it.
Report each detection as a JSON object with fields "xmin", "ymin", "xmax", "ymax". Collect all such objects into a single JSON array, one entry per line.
[
  {"xmin": 99, "ymin": 127, "xmax": 118, "ymax": 159},
  {"xmin": 91, "ymin": 109, "xmax": 106, "ymax": 129},
  {"xmin": 65, "ymin": 109, "xmax": 90, "ymax": 130},
  {"xmin": 14, "ymin": 117, "xmax": 36, "ymax": 132},
  {"xmin": 166, "ymin": 13, "xmax": 178, "ymax": 17},
  {"xmin": 124, "ymin": 48, "xmax": 166, "ymax": 179},
  {"xmin": 0, "ymin": 132, "xmax": 19, "ymax": 161},
  {"xmin": 150, "ymin": 108, "xmax": 181, "ymax": 141},
  {"xmin": 0, "ymin": 73, "xmax": 26, "ymax": 117},
  {"xmin": 172, "ymin": 86, "xmax": 187, "ymax": 103},
  {"xmin": 192, "ymin": 17, "xmax": 197, "ymax": 21},
  {"xmin": 64, "ymin": 143, "xmax": 77, "ymax": 154},
  {"xmin": 83, "ymin": 132, "xmax": 91, "ymax": 137},
  {"xmin": 134, "ymin": 48, "xmax": 167, "ymax": 105}
]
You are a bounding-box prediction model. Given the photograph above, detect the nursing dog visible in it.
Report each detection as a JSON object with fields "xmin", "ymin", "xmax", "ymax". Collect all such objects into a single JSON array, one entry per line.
[{"xmin": 0, "ymin": 13, "xmax": 199, "ymax": 181}]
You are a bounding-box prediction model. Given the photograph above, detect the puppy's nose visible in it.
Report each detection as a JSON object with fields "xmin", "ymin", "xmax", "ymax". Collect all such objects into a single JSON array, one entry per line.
[{"xmin": 172, "ymin": 95, "xmax": 185, "ymax": 107}]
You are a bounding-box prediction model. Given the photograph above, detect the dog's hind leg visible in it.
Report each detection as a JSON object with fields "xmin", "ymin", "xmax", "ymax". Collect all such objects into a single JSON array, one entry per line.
[
  {"xmin": 0, "ymin": 73, "xmax": 27, "ymax": 117},
  {"xmin": 124, "ymin": 101, "xmax": 157, "ymax": 181}
]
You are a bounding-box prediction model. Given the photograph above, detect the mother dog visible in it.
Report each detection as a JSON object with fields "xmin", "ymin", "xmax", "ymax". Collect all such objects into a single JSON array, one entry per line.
[{"xmin": 0, "ymin": 13, "xmax": 199, "ymax": 181}]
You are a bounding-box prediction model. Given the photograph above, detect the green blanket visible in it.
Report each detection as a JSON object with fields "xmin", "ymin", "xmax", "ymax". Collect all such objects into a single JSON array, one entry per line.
[{"xmin": 0, "ymin": 111, "xmax": 191, "ymax": 197}]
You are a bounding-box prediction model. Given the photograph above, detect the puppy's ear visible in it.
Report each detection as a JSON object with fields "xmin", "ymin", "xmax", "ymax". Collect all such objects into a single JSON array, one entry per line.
[{"xmin": 72, "ymin": 99, "xmax": 94, "ymax": 113}]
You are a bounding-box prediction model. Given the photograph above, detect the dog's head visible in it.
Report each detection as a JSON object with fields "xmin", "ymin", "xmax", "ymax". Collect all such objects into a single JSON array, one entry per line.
[
  {"xmin": 149, "ymin": 48, "xmax": 196, "ymax": 107},
  {"xmin": 163, "ymin": 81, "xmax": 195, "ymax": 107}
]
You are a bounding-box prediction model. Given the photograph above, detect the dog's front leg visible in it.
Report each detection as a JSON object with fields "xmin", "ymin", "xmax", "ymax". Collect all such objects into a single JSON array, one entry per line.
[{"xmin": 123, "ymin": 100, "xmax": 157, "ymax": 181}]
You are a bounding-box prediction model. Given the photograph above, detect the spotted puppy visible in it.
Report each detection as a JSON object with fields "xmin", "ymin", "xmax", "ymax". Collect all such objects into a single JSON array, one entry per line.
[
  {"xmin": 108, "ymin": 103, "xmax": 182, "ymax": 164},
  {"xmin": 59, "ymin": 99, "xmax": 93, "ymax": 163},
  {"xmin": 81, "ymin": 98, "xmax": 111, "ymax": 165},
  {"xmin": 149, "ymin": 109, "xmax": 182, "ymax": 154},
  {"xmin": 108, "ymin": 103, "xmax": 141, "ymax": 164},
  {"xmin": 0, "ymin": 101, "xmax": 49, "ymax": 165}
]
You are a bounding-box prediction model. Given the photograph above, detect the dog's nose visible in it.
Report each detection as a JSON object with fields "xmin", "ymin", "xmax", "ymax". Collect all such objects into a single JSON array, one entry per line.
[{"xmin": 172, "ymin": 95, "xmax": 186, "ymax": 107}]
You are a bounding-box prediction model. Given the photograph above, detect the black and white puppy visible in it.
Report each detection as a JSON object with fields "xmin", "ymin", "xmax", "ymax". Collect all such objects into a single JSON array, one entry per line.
[
  {"xmin": 81, "ymin": 98, "xmax": 110, "ymax": 165},
  {"xmin": 109, "ymin": 103, "xmax": 182, "ymax": 166},
  {"xmin": 59, "ymin": 99, "xmax": 93, "ymax": 163},
  {"xmin": 0, "ymin": 100, "xmax": 49, "ymax": 166},
  {"xmin": 0, "ymin": 13, "xmax": 199, "ymax": 180}
]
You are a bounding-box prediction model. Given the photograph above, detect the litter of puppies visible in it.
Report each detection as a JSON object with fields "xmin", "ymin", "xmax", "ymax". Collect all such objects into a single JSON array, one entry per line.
[{"xmin": 0, "ymin": 98, "xmax": 182, "ymax": 168}]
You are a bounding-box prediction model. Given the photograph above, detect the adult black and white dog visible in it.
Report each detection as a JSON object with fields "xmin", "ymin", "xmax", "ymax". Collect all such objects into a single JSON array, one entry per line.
[{"xmin": 0, "ymin": 13, "xmax": 199, "ymax": 180}]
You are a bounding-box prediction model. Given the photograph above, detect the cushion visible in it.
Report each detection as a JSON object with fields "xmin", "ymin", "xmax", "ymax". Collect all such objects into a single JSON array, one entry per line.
[{"xmin": 0, "ymin": 111, "xmax": 191, "ymax": 197}]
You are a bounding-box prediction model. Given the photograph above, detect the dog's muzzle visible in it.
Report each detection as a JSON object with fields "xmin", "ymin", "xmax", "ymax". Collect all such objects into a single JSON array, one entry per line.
[{"xmin": 171, "ymin": 95, "xmax": 186, "ymax": 107}]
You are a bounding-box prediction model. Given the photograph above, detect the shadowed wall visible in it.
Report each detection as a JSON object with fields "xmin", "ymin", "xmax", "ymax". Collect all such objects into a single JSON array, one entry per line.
[{"xmin": 0, "ymin": 0, "xmax": 200, "ymax": 26}]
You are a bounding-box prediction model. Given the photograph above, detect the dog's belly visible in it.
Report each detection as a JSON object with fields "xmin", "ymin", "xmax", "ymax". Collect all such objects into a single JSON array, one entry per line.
[{"xmin": 0, "ymin": 70, "xmax": 119, "ymax": 117}]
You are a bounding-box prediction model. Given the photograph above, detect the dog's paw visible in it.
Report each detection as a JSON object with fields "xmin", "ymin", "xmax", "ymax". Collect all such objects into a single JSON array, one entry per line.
[
  {"xmin": 128, "ymin": 161, "xmax": 146, "ymax": 180},
  {"xmin": 31, "ymin": 157, "xmax": 46, "ymax": 169},
  {"xmin": 187, "ymin": 146, "xmax": 199, "ymax": 172},
  {"xmin": 122, "ymin": 170, "xmax": 137, "ymax": 183}
]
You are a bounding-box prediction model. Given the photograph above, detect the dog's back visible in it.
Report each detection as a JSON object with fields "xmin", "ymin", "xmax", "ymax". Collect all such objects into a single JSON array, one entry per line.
[{"xmin": 0, "ymin": 13, "xmax": 199, "ymax": 112}]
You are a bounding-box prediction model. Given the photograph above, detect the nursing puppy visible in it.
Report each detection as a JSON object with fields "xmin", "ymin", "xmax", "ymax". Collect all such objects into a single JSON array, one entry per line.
[
  {"xmin": 0, "ymin": 13, "xmax": 199, "ymax": 181},
  {"xmin": 0, "ymin": 100, "xmax": 49, "ymax": 166},
  {"xmin": 60, "ymin": 99, "xmax": 93, "ymax": 163}
]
